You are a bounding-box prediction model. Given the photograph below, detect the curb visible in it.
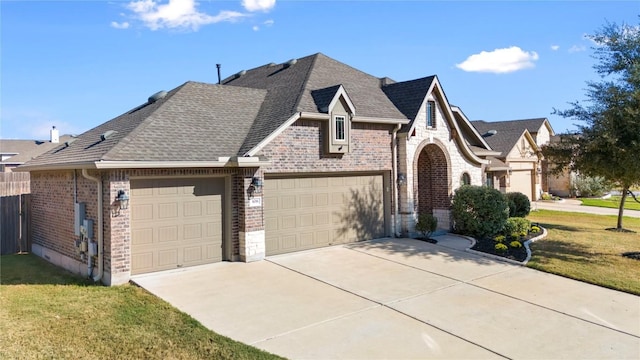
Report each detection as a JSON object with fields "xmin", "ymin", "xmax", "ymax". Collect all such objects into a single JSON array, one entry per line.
[{"xmin": 451, "ymin": 227, "xmax": 548, "ymax": 266}]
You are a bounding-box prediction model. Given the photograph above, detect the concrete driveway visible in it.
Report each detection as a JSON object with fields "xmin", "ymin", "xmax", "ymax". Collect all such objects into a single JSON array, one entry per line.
[{"xmin": 132, "ymin": 237, "xmax": 640, "ymax": 359}]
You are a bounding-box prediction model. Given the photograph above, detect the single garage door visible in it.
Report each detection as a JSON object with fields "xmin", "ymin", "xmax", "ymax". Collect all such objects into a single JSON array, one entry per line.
[
  {"xmin": 131, "ymin": 178, "xmax": 224, "ymax": 275},
  {"xmin": 264, "ymin": 174, "xmax": 387, "ymax": 256},
  {"xmin": 510, "ymin": 170, "xmax": 534, "ymax": 200}
]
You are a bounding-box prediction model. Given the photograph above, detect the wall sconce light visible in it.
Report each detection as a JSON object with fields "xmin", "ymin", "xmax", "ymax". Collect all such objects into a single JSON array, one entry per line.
[
  {"xmin": 397, "ymin": 173, "xmax": 407, "ymax": 186},
  {"xmin": 115, "ymin": 189, "xmax": 129, "ymax": 210},
  {"xmin": 536, "ymin": 167, "xmax": 542, "ymax": 174},
  {"xmin": 249, "ymin": 177, "xmax": 263, "ymax": 196},
  {"xmin": 508, "ymin": 169, "xmax": 513, "ymax": 175}
]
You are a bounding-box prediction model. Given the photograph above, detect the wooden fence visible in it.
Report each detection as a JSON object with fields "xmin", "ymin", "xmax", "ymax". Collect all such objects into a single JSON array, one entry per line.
[{"xmin": 1, "ymin": 172, "xmax": 32, "ymax": 255}]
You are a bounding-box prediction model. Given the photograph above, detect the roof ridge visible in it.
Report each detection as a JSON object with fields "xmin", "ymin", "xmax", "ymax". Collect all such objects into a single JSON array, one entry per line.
[
  {"xmin": 102, "ymin": 82, "xmax": 187, "ymax": 160},
  {"xmin": 293, "ymin": 53, "xmax": 320, "ymax": 113}
]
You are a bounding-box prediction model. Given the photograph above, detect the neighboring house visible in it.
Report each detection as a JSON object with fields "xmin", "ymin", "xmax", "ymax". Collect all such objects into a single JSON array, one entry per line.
[
  {"xmin": 0, "ymin": 127, "xmax": 71, "ymax": 172},
  {"xmin": 544, "ymin": 135, "xmax": 574, "ymax": 197},
  {"xmin": 471, "ymin": 118, "xmax": 555, "ymax": 201},
  {"xmin": 19, "ymin": 53, "xmax": 491, "ymax": 285}
]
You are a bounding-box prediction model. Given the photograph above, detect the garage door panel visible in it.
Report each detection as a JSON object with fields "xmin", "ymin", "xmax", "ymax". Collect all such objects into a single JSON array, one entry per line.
[
  {"xmin": 511, "ymin": 170, "xmax": 533, "ymax": 200},
  {"xmin": 265, "ymin": 174, "xmax": 386, "ymax": 256},
  {"xmin": 131, "ymin": 177, "xmax": 224, "ymax": 275}
]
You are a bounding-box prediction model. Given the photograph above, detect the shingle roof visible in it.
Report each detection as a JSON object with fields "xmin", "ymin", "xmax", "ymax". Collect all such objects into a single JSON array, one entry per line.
[
  {"xmin": 22, "ymin": 53, "xmax": 443, "ymax": 169},
  {"xmin": 24, "ymin": 82, "xmax": 266, "ymax": 167},
  {"xmin": 223, "ymin": 53, "xmax": 409, "ymax": 154},
  {"xmin": 1, "ymin": 136, "xmax": 72, "ymax": 165},
  {"xmin": 473, "ymin": 118, "xmax": 549, "ymax": 134},
  {"xmin": 471, "ymin": 121, "xmax": 528, "ymax": 157}
]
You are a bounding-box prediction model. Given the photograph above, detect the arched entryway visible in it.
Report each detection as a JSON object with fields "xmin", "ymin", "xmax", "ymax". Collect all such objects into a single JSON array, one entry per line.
[{"xmin": 415, "ymin": 143, "xmax": 450, "ymax": 216}]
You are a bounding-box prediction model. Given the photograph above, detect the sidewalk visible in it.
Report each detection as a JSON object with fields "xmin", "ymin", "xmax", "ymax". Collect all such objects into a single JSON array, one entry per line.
[{"xmin": 534, "ymin": 199, "xmax": 640, "ymax": 218}]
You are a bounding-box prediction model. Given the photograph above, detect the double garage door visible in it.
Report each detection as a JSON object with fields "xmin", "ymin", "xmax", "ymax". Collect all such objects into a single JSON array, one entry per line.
[
  {"xmin": 130, "ymin": 178, "xmax": 224, "ymax": 275},
  {"xmin": 264, "ymin": 174, "xmax": 387, "ymax": 256}
]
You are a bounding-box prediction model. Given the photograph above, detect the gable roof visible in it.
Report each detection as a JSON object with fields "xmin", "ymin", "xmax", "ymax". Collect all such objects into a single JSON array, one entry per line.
[
  {"xmin": 473, "ymin": 118, "xmax": 553, "ymax": 136},
  {"xmin": 472, "ymin": 121, "xmax": 537, "ymax": 157},
  {"xmin": 22, "ymin": 82, "xmax": 267, "ymax": 169},
  {"xmin": 382, "ymin": 76, "xmax": 435, "ymax": 123},
  {"xmin": 1, "ymin": 136, "xmax": 72, "ymax": 165},
  {"xmin": 223, "ymin": 53, "xmax": 408, "ymax": 154}
]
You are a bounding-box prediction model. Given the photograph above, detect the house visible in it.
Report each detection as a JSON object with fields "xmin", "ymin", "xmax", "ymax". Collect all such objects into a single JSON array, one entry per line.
[
  {"xmin": 471, "ymin": 118, "xmax": 555, "ymax": 200},
  {"xmin": 18, "ymin": 53, "xmax": 491, "ymax": 285},
  {"xmin": 0, "ymin": 127, "xmax": 72, "ymax": 172}
]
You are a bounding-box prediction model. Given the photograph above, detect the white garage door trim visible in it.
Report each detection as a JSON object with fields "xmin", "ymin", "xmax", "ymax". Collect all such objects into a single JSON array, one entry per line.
[
  {"xmin": 130, "ymin": 176, "xmax": 231, "ymax": 274},
  {"xmin": 264, "ymin": 172, "xmax": 389, "ymax": 256}
]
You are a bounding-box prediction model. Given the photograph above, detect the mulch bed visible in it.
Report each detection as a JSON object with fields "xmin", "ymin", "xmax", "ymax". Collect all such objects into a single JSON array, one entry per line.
[
  {"xmin": 415, "ymin": 237, "xmax": 438, "ymax": 244},
  {"xmin": 470, "ymin": 232, "xmax": 541, "ymax": 262}
]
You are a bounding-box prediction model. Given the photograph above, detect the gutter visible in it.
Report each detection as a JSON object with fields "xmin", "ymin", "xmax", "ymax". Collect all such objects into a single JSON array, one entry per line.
[
  {"xmin": 81, "ymin": 169, "xmax": 103, "ymax": 283},
  {"xmin": 392, "ymin": 123, "xmax": 402, "ymax": 237}
]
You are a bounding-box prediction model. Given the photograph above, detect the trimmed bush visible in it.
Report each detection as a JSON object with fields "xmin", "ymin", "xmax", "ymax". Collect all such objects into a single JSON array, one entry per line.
[
  {"xmin": 506, "ymin": 192, "xmax": 531, "ymax": 217},
  {"xmin": 509, "ymin": 241, "xmax": 523, "ymax": 248},
  {"xmin": 451, "ymin": 185, "xmax": 509, "ymax": 239},
  {"xmin": 493, "ymin": 235, "xmax": 506, "ymax": 243},
  {"xmin": 415, "ymin": 213, "xmax": 438, "ymax": 239},
  {"xmin": 495, "ymin": 243, "xmax": 509, "ymax": 253},
  {"xmin": 531, "ymin": 225, "xmax": 541, "ymax": 233},
  {"xmin": 506, "ymin": 217, "xmax": 531, "ymax": 235}
]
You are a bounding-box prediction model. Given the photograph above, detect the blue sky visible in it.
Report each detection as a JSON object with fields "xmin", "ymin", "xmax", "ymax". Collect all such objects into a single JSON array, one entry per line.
[{"xmin": 1, "ymin": 0, "xmax": 638, "ymax": 139}]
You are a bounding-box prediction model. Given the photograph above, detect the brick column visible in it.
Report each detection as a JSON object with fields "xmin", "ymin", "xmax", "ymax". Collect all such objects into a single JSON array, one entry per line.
[{"xmin": 237, "ymin": 169, "xmax": 265, "ymax": 262}]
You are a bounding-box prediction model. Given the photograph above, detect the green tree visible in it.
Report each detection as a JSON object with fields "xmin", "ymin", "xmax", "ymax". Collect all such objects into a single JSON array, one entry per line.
[{"xmin": 543, "ymin": 20, "xmax": 640, "ymax": 231}]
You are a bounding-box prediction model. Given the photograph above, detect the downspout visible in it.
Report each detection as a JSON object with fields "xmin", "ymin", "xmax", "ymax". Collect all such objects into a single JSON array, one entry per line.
[
  {"xmin": 392, "ymin": 123, "xmax": 402, "ymax": 237},
  {"xmin": 82, "ymin": 169, "xmax": 103, "ymax": 283}
]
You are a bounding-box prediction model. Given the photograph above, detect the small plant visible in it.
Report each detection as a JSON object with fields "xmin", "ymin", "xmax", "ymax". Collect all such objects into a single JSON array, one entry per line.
[
  {"xmin": 531, "ymin": 225, "xmax": 541, "ymax": 233},
  {"xmin": 520, "ymin": 231, "xmax": 528, "ymax": 237},
  {"xmin": 415, "ymin": 213, "xmax": 438, "ymax": 240},
  {"xmin": 493, "ymin": 235, "xmax": 506, "ymax": 243},
  {"xmin": 495, "ymin": 243, "xmax": 508, "ymax": 253},
  {"xmin": 541, "ymin": 192, "xmax": 553, "ymax": 200},
  {"xmin": 509, "ymin": 241, "xmax": 523, "ymax": 248},
  {"xmin": 510, "ymin": 232, "xmax": 521, "ymax": 239}
]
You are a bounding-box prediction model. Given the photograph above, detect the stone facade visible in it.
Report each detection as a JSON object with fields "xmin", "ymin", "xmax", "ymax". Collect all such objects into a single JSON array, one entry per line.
[{"xmin": 398, "ymin": 94, "xmax": 484, "ymax": 235}]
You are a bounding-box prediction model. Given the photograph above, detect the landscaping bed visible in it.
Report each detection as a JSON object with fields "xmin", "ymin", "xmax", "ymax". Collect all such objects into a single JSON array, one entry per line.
[{"xmin": 470, "ymin": 223, "xmax": 543, "ymax": 263}]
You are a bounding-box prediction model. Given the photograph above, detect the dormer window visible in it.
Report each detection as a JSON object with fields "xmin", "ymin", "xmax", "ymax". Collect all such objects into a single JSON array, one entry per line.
[
  {"xmin": 334, "ymin": 115, "xmax": 346, "ymax": 141},
  {"xmin": 427, "ymin": 101, "xmax": 436, "ymax": 128}
]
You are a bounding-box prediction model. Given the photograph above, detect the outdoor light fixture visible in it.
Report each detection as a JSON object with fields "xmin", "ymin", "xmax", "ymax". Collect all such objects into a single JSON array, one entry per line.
[
  {"xmin": 397, "ymin": 173, "xmax": 407, "ymax": 186},
  {"xmin": 249, "ymin": 177, "xmax": 263, "ymax": 195},
  {"xmin": 115, "ymin": 189, "xmax": 129, "ymax": 210}
]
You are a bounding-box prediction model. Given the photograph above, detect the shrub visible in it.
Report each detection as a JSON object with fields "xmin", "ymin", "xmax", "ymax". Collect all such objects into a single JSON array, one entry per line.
[
  {"xmin": 510, "ymin": 232, "xmax": 521, "ymax": 239},
  {"xmin": 509, "ymin": 241, "xmax": 523, "ymax": 248},
  {"xmin": 493, "ymin": 235, "xmax": 506, "ymax": 243},
  {"xmin": 495, "ymin": 243, "xmax": 509, "ymax": 253},
  {"xmin": 451, "ymin": 185, "xmax": 509, "ymax": 239},
  {"xmin": 531, "ymin": 225, "xmax": 541, "ymax": 233},
  {"xmin": 506, "ymin": 217, "xmax": 531, "ymax": 235},
  {"xmin": 573, "ymin": 175, "xmax": 611, "ymax": 197},
  {"xmin": 506, "ymin": 192, "xmax": 531, "ymax": 217},
  {"xmin": 415, "ymin": 213, "xmax": 438, "ymax": 239}
]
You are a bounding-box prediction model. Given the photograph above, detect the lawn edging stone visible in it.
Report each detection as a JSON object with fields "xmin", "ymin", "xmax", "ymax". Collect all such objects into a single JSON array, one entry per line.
[{"xmin": 456, "ymin": 226, "xmax": 548, "ymax": 266}]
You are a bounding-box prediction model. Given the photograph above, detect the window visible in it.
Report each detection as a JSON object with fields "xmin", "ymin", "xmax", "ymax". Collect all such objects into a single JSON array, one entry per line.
[
  {"xmin": 461, "ymin": 172, "xmax": 471, "ymax": 186},
  {"xmin": 334, "ymin": 115, "xmax": 346, "ymax": 141},
  {"xmin": 427, "ymin": 101, "xmax": 436, "ymax": 128}
]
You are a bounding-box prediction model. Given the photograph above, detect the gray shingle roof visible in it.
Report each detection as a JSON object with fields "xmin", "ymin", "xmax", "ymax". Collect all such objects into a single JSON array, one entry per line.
[
  {"xmin": 1, "ymin": 136, "xmax": 72, "ymax": 165},
  {"xmin": 24, "ymin": 82, "xmax": 266, "ymax": 167},
  {"xmin": 471, "ymin": 121, "xmax": 529, "ymax": 157},
  {"xmin": 22, "ymin": 53, "xmax": 443, "ymax": 169},
  {"xmin": 473, "ymin": 118, "xmax": 549, "ymax": 134}
]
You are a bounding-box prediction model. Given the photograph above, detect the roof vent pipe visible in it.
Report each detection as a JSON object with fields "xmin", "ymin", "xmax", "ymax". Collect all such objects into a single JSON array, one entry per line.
[
  {"xmin": 483, "ymin": 130, "xmax": 498, "ymax": 137},
  {"xmin": 283, "ymin": 58, "xmax": 297, "ymax": 68},
  {"xmin": 216, "ymin": 64, "xmax": 221, "ymax": 84},
  {"xmin": 50, "ymin": 126, "xmax": 59, "ymax": 143}
]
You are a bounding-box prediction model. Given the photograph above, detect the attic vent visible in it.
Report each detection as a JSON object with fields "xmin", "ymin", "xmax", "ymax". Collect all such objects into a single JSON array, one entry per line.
[
  {"xmin": 483, "ymin": 130, "xmax": 498, "ymax": 137},
  {"xmin": 101, "ymin": 130, "xmax": 117, "ymax": 141},
  {"xmin": 148, "ymin": 90, "xmax": 167, "ymax": 104},
  {"xmin": 234, "ymin": 70, "xmax": 247, "ymax": 79},
  {"xmin": 283, "ymin": 58, "xmax": 297, "ymax": 68},
  {"xmin": 267, "ymin": 62, "xmax": 276, "ymax": 67},
  {"xmin": 64, "ymin": 138, "xmax": 77, "ymax": 147}
]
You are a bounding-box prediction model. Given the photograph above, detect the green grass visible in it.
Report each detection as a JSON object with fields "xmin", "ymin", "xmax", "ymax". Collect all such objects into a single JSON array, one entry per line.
[
  {"xmin": 0, "ymin": 254, "xmax": 282, "ymax": 360},
  {"xmin": 580, "ymin": 196, "xmax": 640, "ymax": 211},
  {"xmin": 527, "ymin": 210, "xmax": 640, "ymax": 295}
]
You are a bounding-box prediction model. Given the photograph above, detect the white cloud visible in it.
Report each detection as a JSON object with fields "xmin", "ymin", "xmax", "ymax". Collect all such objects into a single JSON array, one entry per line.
[
  {"xmin": 456, "ymin": 46, "xmax": 539, "ymax": 74},
  {"xmin": 252, "ymin": 25, "xmax": 259, "ymax": 31},
  {"xmin": 551, "ymin": 45, "xmax": 560, "ymax": 51},
  {"xmin": 110, "ymin": 21, "xmax": 130, "ymax": 29},
  {"xmin": 263, "ymin": 19, "xmax": 274, "ymax": 26},
  {"xmin": 242, "ymin": 0, "xmax": 275, "ymax": 12},
  {"xmin": 125, "ymin": 0, "xmax": 247, "ymax": 31},
  {"xmin": 568, "ymin": 45, "xmax": 586, "ymax": 53}
]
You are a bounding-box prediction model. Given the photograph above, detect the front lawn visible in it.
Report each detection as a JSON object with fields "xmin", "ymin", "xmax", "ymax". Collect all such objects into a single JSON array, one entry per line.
[
  {"xmin": 0, "ymin": 254, "xmax": 282, "ymax": 360},
  {"xmin": 580, "ymin": 196, "xmax": 640, "ymax": 211},
  {"xmin": 527, "ymin": 210, "xmax": 640, "ymax": 295}
]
